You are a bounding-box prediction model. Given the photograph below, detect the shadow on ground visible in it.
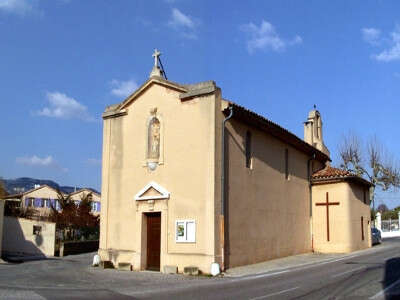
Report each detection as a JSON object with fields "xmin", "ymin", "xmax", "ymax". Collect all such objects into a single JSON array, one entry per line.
[{"xmin": 383, "ymin": 257, "xmax": 400, "ymax": 299}]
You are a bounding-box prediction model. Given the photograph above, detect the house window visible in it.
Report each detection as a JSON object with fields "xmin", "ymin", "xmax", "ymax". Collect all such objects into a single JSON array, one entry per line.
[
  {"xmin": 55, "ymin": 200, "xmax": 61, "ymax": 211},
  {"xmin": 91, "ymin": 202, "xmax": 98, "ymax": 212},
  {"xmin": 245, "ymin": 130, "xmax": 252, "ymax": 169},
  {"xmin": 361, "ymin": 216, "xmax": 364, "ymax": 241},
  {"xmin": 175, "ymin": 220, "xmax": 196, "ymax": 243},
  {"xmin": 44, "ymin": 199, "xmax": 51, "ymax": 208},
  {"xmin": 285, "ymin": 148, "xmax": 289, "ymax": 180}
]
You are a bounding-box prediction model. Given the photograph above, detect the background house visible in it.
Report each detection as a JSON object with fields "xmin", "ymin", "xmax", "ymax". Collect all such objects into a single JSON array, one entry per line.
[
  {"xmin": 4, "ymin": 185, "xmax": 101, "ymax": 218},
  {"xmin": 69, "ymin": 188, "xmax": 101, "ymax": 216}
]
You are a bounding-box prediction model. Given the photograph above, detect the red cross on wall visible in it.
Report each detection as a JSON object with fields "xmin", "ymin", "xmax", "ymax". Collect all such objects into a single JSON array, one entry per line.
[{"xmin": 316, "ymin": 192, "xmax": 340, "ymax": 242}]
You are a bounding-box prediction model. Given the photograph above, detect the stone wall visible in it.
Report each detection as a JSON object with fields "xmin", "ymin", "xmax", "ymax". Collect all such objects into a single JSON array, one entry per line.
[
  {"xmin": 60, "ymin": 240, "xmax": 99, "ymax": 257},
  {"xmin": 2, "ymin": 217, "xmax": 56, "ymax": 257}
]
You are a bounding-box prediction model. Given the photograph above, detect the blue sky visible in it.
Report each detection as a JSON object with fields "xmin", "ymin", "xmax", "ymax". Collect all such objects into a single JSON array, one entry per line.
[{"xmin": 1, "ymin": 0, "xmax": 400, "ymax": 206}]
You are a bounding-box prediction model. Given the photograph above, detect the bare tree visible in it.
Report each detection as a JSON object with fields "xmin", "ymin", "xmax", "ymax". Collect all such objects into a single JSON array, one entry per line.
[
  {"xmin": 339, "ymin": 133, "xmax": 400, "ymax": 212},
  {"xmin": 49, "ymin": 190, "xmax": 99, "ymax": 240},
  {"xmin": 377, "ymin": 203, "xmax": 389, "ymax": 213}
]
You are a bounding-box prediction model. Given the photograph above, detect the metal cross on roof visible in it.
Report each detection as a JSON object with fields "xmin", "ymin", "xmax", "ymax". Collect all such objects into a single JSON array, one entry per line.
[{"xmin": 152, "ymin": 49, "xmax": 161, "ymax": 67}]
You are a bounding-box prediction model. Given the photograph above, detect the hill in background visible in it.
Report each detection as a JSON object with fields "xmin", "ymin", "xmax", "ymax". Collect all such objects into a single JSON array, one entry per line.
[{"xmin": 2, "ymin": 177, "xmax": 100, "ymax": 195}]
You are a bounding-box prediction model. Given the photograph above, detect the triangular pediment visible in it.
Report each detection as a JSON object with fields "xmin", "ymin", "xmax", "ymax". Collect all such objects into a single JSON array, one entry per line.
[
  {"xmin": 119, "ymin": 77, "xmax": 187, "ymax": 110},
  {"xmin": 134, "ymin": 181, "xmax": 170, "ymax": 201}
]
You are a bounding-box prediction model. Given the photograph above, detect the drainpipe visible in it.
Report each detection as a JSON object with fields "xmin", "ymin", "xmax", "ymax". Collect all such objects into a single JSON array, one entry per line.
[
  {"xmin": 220, "ymin": 105, "xmax": 233, "ymax": 271},
  {"xmin": 308, "ymin": 153, "xmax": 316, "ymax": 252}
]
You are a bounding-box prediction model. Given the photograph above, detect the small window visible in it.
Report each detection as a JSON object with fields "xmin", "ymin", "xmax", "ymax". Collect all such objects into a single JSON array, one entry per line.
[
  {"xmin": 285, "ymin": 148, "xmax": 289, "ymax": 180},
  {"xmin": 316, "ymin": 116, "xmax": 320, "ymax": 138},
  {"xmin": 91, "ymin": 202, "xmax": 98, "ymax": 212},
  {"xmin": 245, "ymin": 131, "xmax": 252, "ymax": 169},
  {"xmin": 361, "ymin": 216, "xmax": 364, "ymax": 241},
  {"xmin": 33, "ymin": 225, "xmax": 42, "ymax": 235},
  {"xmin": 175, "ymin": 220, "xmax": 196, "ymax": 243}
]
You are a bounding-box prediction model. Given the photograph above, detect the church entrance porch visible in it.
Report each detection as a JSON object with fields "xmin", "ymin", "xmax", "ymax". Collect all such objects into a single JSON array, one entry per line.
[{"xmin": 145, "ymin": 212, "xmax": 161, "ymax": 271}]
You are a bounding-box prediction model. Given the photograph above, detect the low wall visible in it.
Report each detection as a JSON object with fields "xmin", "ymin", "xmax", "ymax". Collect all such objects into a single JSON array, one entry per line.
[
  {"xmin": 381, "ymin": 231, "xmax": 400, "ymax": 238},
  {"xmin": 60, "ymin": 240, "xmax": 99, "ymax": 257},
  {"xmin": 2, "ymin": 217, "xmax": 56, "ymax": 257}
]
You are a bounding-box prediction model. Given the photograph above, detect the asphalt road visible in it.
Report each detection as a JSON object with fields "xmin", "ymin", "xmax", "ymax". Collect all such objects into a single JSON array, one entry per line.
[
  {"xmin": 146, "ymin": 238, "xmax": 400, "ymax": 300},
  {"xmin": 1, "ymin": 239, "xmax": 400, "ymax": 299}
]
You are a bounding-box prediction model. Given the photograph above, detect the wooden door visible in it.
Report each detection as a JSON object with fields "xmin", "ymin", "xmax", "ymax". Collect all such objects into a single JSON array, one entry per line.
[{"xmin": 146, "ymin": 212, "xmax": 161, "ymax": 271}]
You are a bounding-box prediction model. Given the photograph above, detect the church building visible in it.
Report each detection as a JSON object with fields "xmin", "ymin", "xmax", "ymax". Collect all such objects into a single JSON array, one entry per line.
[{"xmin": 99, "ymin": 50, "xmax": 372, "ymax": 274}]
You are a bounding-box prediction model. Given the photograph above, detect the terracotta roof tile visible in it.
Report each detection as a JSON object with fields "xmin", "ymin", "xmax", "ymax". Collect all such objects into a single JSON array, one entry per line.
[
  {"xmin": 312, "ymin": 166, "xmax": 353, "ymax": 179},
  {"xmin": 312, "ymin": 165, "xmax": 373, "ymax": 187}
]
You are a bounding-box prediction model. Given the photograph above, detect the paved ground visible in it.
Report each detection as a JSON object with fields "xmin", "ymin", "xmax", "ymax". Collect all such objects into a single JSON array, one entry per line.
[{"xmin": 1, "ymin": 238, "xmax": 400, "ymax": 299}]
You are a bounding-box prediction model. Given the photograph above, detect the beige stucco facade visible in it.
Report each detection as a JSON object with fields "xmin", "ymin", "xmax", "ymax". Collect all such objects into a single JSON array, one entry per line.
[
  {"xmin": 312, "ymin": 181, "xmax": 372, "ymax": 253},
  {"xmin": 224, "ymin": 118, "xmax": 322, "ymax": 267},
  {"xmin": 100, "ymin": 79, "xmax": 221, "ymax": 273},
  {"xmin": 100, "ymin": 60, "xmax": 372, "ymax": 274},
  {"xmin": 2, "ymin": 217, "xmax": 56, "ymax": 257}
]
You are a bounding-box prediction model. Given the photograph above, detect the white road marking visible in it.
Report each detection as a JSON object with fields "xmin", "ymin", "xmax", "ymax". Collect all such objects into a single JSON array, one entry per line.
[
  {"xmin": 331, "ymin": 266, "xmax": 365, "ymax": 278},
  {"xmin": 233, "ymin": 254, "xmax": 362, "ymax": 281},
  {"xmin": 233, "ymin": 247, "xmax": 399, "ymax": 282},
  {"xmin": 0, "ymin": 289, "xmax": 46, "ymax": 300},
  {"xmin": 370, "ymin": 277, "xmax": 400, "ymax": 299},
  {"xmin": 239, "ymin": 270, "xmax": 289, "ymax": 281},
  {"xmin": 249, "ymin": 286, "xmax": 299, "ymax": 300}
]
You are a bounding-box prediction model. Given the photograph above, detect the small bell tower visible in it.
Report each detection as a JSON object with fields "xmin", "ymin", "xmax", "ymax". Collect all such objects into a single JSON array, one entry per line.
[{"xmin": 304, "ymin": 106, "xmax": 330, "ymax": 157}]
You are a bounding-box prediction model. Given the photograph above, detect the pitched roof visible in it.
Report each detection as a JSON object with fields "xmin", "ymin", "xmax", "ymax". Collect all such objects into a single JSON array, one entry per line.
[
  {"xmin": 311, "ymin": 165, "xmax": 373, "ymax": 187},
  {"xmin": 69, "ymin": 188, "xmax": 100, "ymax": 197},
  {"xmin": 103, "ymin": 76, "xmax": 217, "ymax": 119},
  {"xmin": 312, "ymin": 166, "xmax": 353, "ymax": 179},
  {"xmin": 224, "ymin": 103, "xmax": 330, "ymax": 163},
  {"xmin": 102, "ymin": 75, "xmax": 330, "ymax": 163},
  {"xmin": 2, "ymin": 184, "xmax": 60, "ymax": 200}
]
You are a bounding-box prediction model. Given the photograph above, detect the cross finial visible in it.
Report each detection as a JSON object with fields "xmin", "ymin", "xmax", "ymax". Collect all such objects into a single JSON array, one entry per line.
[{"xmin": 152, "ymin": 49, "xmax": 161, "ymax": 67}]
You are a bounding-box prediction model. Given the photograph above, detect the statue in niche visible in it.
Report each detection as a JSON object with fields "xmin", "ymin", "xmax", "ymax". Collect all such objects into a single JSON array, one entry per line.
[{"xmin": 148, "ymin": 117, "xmax": 160, "ymax": 160}]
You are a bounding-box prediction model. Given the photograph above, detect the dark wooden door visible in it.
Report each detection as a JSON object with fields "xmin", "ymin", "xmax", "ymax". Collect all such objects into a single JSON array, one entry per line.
[{"xmin": 146, "ymin": 212, "xmax": 161, "ymax": 271}]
